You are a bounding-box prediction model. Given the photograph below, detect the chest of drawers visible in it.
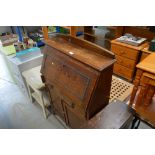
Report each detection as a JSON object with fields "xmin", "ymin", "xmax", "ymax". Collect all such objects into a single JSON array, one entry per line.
[
  {"xmin": 41, "ymin": 34, "xmax": 116, "ymax": 128},
  {"xmin": 111, "ymin": 40, "xmax": 148, "ymax": 81}
]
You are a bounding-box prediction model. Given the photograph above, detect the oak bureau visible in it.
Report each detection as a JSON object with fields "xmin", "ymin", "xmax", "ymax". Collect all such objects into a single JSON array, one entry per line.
[{"xmin": 41, "ymin": 34, "xmax": 116, "ymax": 128}]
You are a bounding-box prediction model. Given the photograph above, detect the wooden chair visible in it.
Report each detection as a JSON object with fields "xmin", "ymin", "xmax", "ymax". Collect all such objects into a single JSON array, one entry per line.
[{"xmin": 22, "ymin": 66, "xmax": 50, "ymax": 119}]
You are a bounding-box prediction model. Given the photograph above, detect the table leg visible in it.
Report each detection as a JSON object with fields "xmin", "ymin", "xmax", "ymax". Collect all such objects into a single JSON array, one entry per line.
[
  {"xmin": 135, "ymin": 76, "xmax": 148, "ymax": 107},
  {"xmin": 129, "ymin": 69, "xmax": 143, "ymax": 106}
]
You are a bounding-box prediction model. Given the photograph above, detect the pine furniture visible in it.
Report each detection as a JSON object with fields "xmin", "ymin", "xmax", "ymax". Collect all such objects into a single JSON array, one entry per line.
[
  {"xmin": 129, "ymin": 53, "xmax": 155, "ymax": 128},
  {"xmin": 111, "ymin": 40, "xmax": 148, "ymax": 81}
]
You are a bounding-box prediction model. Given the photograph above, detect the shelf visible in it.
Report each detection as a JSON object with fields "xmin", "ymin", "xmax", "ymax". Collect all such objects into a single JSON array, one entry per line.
[
  {"xmin": 84, "ymin": 33, "xmax": 96, "ymax": 38},
  {"xmin": 32, "ymin": 91, "xmax": 50, "ymax": 107}
]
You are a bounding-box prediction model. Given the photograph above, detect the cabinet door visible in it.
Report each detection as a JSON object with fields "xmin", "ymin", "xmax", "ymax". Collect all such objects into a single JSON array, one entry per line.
[
  {"xmin": 62, "ymin": 100, "xmax": 86, "ymax": 128},
  {"xmin": 47, "ymin": 84, "xmax": 67, "ymax": 122}
]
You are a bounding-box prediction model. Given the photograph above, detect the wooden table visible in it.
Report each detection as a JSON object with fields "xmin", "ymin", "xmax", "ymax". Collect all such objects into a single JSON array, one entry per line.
[{"xmin": 130, "ymin": 53, "xmax": 155, "ymax": 128}]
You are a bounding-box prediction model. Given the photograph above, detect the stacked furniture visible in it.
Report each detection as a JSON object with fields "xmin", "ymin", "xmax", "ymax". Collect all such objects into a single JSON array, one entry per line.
[
  {"xmin": 41, "ymin": 34, "xmax": 116, "ymax": 128},
  {"xmin": 111, "ymin": 40, "xmax": 148, "ymax": 81}
]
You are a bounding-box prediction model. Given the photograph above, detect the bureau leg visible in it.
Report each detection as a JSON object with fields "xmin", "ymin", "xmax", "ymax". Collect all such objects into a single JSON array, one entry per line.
[{"xmin": 129, "ymin": 69, "xmax": 143, "ymax": 106}]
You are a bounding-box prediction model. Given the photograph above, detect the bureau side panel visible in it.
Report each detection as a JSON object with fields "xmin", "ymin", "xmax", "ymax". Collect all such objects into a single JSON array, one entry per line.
[{"xmin": 86, "ymin": 64, "xmax": 114, "ymax": 119}]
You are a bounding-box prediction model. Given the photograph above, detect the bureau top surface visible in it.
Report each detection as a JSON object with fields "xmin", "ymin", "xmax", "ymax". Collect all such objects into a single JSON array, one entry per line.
[{"xmin": 44, "ymin": 35, "xmax": 115, "ymax": 71}]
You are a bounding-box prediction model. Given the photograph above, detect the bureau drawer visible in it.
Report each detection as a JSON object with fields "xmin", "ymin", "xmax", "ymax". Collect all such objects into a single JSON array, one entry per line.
[
  {"xmin": 115, "ymin": 55, "xmax": 136, "ymax": 69},
  {"xmin": 111, "ymin": 44, "xmax": 139, "ymax": 60},
  {"xmin": 113, "ymin": 63, "xmax": 134, "ymax": 81}
]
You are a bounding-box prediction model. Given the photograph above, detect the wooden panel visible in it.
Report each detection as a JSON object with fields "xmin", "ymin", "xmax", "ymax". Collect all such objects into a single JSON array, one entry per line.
[
  {"xmin": 111, "ymin": 44, "xmax": 139, "ymax": 60},
  {"xmin": 115, "ymin": 55, "xmax": 136, "ymax": 69},
  {"xmin": 113, "ymin": 63, "xmax": 134, "ymax": 81},
  {"xmin": 63, "ymin": 100, "xmax": 85, "ymax": 128},
  {"xmin": 43, "ymin": 46, "xmax": 99, "ymax": 108},
  {"xmin": 86, "ymin": 65, "xmax": 113, "ymax": 119},
  {"xmin": 45, "ymin": 56, "xmax": 90, "ymax": 101}
]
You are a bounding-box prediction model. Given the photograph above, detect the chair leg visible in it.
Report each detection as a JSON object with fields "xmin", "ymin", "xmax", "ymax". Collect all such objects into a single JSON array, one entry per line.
[
  {"xmin": 40, "ymin": 93, "xmax": 48, "ymax": 119},
  {"xmin": 130, "ymin": 69, "xmax": 143, "ymax": 106},
  {"xmin": 26, "ymin": 83, "xmax": 33, "ymax": 103},
  {"xmin": 42, "ymin": 105, "xmax": 47, "ymax": 119}
]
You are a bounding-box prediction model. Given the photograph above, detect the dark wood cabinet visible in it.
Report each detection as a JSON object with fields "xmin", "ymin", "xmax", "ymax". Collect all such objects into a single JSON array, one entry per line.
[{"xmin": 41, "ymin": 34, "xmax": 116, "ymax": 128}]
